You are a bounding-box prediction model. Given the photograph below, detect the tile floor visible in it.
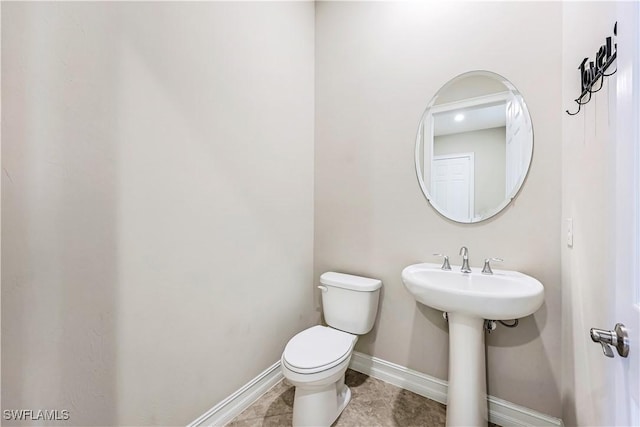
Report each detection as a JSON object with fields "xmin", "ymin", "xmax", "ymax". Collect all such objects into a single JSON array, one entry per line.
[{"xmin": 227, "ymin": 369, "xmax": 500, "ymax": 427}]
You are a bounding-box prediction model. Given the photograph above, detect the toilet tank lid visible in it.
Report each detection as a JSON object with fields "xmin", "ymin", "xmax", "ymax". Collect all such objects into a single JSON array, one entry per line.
[{"xmin": 320, "ymin": 272, "xmax": 382, "ymax": 291}]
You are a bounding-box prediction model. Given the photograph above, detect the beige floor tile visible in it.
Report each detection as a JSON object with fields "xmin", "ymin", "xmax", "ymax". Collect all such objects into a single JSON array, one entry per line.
[{"xmin": 227, "ymin": 369, "xmax": 500, "ymax": 427}]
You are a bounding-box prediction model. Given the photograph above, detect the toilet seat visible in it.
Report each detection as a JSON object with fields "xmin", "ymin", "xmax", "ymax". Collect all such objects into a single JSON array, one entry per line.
[{"xmin": 282, "ymin": 325, "xmax": 357, "ymax": 374}]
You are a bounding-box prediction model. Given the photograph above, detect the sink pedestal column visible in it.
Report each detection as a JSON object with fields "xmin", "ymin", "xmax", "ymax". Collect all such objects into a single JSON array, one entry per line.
[{"xmin": 446, "ymin": 313, "xmax": 488, "ymax": 427}]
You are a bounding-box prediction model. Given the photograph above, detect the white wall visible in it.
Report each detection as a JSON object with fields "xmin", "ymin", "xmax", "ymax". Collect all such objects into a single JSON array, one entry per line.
[
  {"xmin": 315, "ymin": 1, "xmax": 563, "ymax": 417},
  {"xmin": 561, "ymin": 3, "xmax": 617, "ymax": 425},
  {"xmin": 1, "ymin": 2, "xmax": 315, "ymax": 425}
]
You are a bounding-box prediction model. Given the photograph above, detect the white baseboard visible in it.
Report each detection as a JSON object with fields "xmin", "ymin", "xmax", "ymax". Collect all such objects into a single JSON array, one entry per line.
[
  {"xmin": 349, "ymin": 350, "xmax": 449, "ymax": 405},
  {"xmin": 187, "ymin": 361, "xmax": 283, "ymax": 427},
  {"xmin": 189, "ymin": 351, "xmax": 563, "ymax": 427},
  {"xmin": 349, "ymin": 351, "xmax": 564, "ymax": 427}
]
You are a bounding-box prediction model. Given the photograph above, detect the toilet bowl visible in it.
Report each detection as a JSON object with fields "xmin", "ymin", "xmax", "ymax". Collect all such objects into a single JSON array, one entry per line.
[
  {"xmin": 281, "ymin": 325, "xmax": 357, "ymax": 426},
  {"xmin": 281, "ymin": 272, "xmax": 381, "ymax": 427}
]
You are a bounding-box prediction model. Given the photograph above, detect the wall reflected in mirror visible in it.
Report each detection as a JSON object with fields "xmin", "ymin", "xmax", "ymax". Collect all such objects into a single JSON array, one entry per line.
[{"xmin": 415, "ymin": 71, "xmax": 533, "ymax": 223}]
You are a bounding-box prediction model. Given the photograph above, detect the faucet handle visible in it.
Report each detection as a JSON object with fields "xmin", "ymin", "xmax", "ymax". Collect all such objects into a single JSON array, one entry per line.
[
  {"xmin": 432, "ymin": 253, "xmax": 451, "ymax": 271},
  {"xmin": 481, "ymin": 258, "xmax": 503, "ymax": 275}
]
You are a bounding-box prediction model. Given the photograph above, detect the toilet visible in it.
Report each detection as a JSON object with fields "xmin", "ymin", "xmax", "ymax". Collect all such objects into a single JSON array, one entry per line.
[{"xmin": 281, "ymin": 272, "xmax": 382, "ymax": 427}]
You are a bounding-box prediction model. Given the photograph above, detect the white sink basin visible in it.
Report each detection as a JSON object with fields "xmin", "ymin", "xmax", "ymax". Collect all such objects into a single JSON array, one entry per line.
[
  {"xmin": 402, "ymin": 262, "xmax": 545, "ymax": 426},
  {"xmin": 402, "ymin": 263, "xmax": 544, "ymax": 320}
]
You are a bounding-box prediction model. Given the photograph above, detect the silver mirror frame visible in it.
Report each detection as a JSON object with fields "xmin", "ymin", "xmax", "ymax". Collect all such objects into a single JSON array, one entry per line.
[{"xmin": 414, "ymin": 70, "xmax": 534, "ymax": 223}]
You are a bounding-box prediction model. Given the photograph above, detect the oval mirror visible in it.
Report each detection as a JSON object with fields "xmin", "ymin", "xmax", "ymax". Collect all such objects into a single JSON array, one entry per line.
[{"xmin": 415, "ymin": 71, "xmax": 533, "ymax": 223}]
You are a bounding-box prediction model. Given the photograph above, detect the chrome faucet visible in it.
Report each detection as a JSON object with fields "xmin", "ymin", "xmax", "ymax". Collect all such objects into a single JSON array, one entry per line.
[{"xmin": 459, "ymin": 246, "xmax": 471, "ymax": 273}]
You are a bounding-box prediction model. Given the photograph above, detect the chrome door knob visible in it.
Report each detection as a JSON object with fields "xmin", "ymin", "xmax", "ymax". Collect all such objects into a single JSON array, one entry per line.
[{"xmin": 590, "ymin": 323, "xmax": 629, "ymax": 358}]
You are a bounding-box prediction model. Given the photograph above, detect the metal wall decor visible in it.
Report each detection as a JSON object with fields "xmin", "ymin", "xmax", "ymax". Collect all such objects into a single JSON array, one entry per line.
[{"xmin": 566, "ymin": 22, "xmax": 617, "ymax": 116}]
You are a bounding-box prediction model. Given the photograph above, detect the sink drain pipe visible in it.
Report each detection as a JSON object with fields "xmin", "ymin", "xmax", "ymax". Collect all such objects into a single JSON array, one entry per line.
[{"xmin": 442, "ymin": 313, "xmax": 519, "ymax": 332}]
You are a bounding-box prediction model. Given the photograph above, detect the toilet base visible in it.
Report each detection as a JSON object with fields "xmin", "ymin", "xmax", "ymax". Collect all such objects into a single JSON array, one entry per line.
[{"xmin": 291, "ymin": 373, "xmax": 351, "ymax": 427}]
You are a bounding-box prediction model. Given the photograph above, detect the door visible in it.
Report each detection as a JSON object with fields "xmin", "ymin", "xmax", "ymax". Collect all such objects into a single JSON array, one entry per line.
[
  {"xmin": 610, "ymin": 2, "xmax": 640, "ymax": 424},
  {"xmin": 431, "ymin": 153, "xmax": 474, "ymax": 222},
  {"xmin": 505, "ymin": 94, "xmax": 532, "ymax": 197}
]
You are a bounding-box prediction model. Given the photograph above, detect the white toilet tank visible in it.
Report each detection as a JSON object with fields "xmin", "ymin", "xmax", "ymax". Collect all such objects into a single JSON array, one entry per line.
[{"xmin": 319, "ymin": 272, "xmax": 382, "ymax": 335}]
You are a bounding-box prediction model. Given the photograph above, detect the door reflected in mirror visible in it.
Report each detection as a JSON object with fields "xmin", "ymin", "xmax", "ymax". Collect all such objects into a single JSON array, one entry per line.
[{"xmin": 415, "ymin": 71, "xmax": 533, "ymax": 223}]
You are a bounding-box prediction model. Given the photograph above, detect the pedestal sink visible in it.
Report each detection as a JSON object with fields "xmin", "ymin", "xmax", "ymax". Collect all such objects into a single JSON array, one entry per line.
[{"xmin": 401, "ymin": 263, "xmax": 544, "ymax": 427}]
